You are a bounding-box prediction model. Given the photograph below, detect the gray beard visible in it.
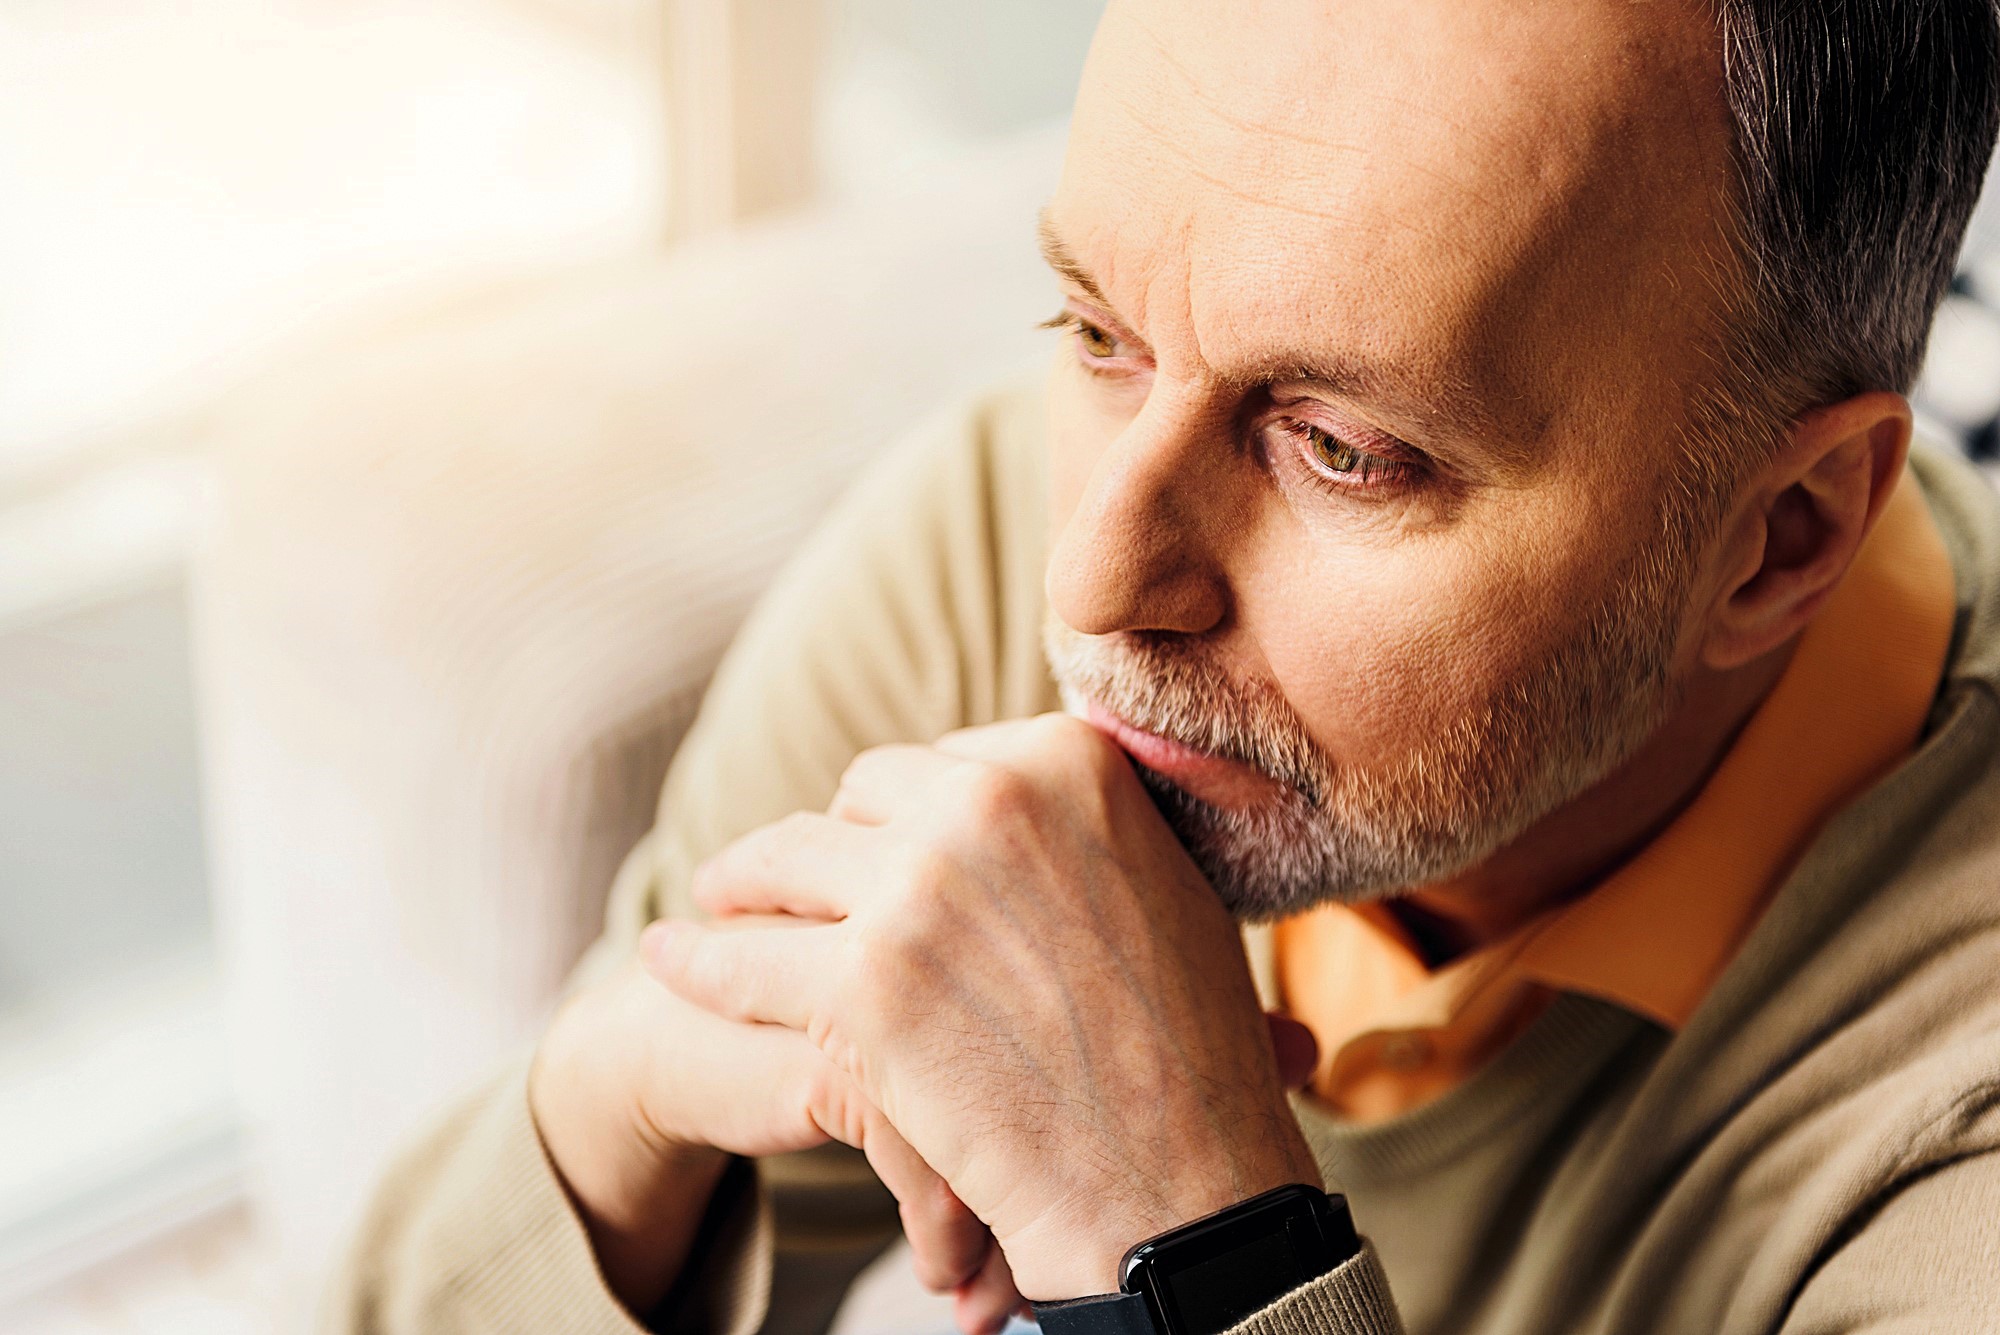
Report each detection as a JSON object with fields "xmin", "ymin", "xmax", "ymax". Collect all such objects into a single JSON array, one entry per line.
[
  {"xmin": 1053, "ymin": 677, "xmax": 1486, "ymax": 922},
  {"xmin": 1047, "ymin": 585, "xmax": 1686, "ymax": 924},
  {"xmin": 1127, "ymin": 758, "xmax": 1388, "ymax": 923}
]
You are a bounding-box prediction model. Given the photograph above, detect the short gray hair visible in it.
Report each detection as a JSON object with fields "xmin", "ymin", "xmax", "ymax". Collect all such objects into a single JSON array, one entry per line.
[{"xmin": 1713, "ymin": 0, "xmax": 2000, "ymax": 433}]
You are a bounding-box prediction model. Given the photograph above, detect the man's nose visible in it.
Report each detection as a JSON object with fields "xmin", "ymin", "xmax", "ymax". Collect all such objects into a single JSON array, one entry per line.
[{"xmin": 1045, "ymin": 404, "xmax": 1236, "ymax": 638}]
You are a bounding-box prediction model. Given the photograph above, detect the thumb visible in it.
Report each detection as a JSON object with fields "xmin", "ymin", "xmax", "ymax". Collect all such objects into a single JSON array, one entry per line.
[{"xmin": 1265, "ymin": 1012, "xmax": 1320, "ymax": 1090}]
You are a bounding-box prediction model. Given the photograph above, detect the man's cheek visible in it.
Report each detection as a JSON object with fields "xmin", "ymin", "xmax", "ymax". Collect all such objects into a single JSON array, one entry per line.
[{"xmin": 1265, "ymin": 596, "xmax": 1545, "ymax": 766}]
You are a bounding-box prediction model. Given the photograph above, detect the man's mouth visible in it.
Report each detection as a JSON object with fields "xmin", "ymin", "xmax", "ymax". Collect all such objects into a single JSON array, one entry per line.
[{"xmin": 1081, "ymin": 700, "xmax": 1292, "ymax": 811}]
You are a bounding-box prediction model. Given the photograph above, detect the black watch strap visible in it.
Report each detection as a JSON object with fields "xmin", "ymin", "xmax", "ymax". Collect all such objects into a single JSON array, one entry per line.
[{"xmin": 1031, "ymin": 1290, "xmax": 1157, "ymax": 1335}]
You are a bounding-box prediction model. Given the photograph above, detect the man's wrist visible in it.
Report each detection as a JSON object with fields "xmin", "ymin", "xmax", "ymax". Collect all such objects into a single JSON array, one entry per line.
[
  {"xmin": 528, "ymin": 998, "xmax": 734, "ymax": 1316},
  {"xmin": 1032, "ymin": 1185, "xmax": 1360, "ymax": 1335},
  {"xmin": 529, "ymin": 1060, "xmax": 732, "ymax": 1316},
  {"xmin": 1004, "ymin": 1152, "xmax": 1324, "ymax": 1300}
]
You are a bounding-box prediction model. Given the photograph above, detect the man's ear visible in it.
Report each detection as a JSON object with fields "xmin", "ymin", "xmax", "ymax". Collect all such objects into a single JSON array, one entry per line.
[{"xmin": 1700, "ymin": 391, "xmax": 1912, "ymax": 672}]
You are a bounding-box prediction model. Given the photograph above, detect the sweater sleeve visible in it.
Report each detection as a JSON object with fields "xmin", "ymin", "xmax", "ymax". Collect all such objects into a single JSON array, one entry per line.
[
  {"xmin": 1778, "ymin": 1150, "xmax": 2000, "ymax": 1333},
  {"xmin": 322, "ymin": 377, "xmax": 1059, "ymax": 1335},
  {"xmin": 1224, "ymin": 1243, "xmax": 1407, "ymax": 1335}
]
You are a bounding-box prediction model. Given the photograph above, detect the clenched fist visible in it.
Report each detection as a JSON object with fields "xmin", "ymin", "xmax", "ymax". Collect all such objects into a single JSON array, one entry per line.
[{"xmin": 644, "ymin": 715, "xmax": 1323, "ymax": 1301}]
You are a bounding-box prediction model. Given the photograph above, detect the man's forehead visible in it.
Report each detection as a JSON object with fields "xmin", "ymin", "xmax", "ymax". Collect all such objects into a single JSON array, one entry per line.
[{"xmin": 1050, "ymin": 0, "xmax": 1731, "ymax": 446}]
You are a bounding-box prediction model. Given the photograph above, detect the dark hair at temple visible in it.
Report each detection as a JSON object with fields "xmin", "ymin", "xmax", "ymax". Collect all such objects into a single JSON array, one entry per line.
[{"xmin": 1715, "ymin": 0, "xmax": 2000, "ymax": 417}]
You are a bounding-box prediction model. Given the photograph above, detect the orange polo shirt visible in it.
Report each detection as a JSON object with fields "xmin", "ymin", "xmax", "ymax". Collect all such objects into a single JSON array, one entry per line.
[{"xmin": 1275, "ymin": 472, "xmax": 1957, "ymax": 1124}]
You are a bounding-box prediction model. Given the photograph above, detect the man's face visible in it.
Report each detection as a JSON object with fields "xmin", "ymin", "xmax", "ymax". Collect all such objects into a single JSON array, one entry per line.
[{"xmin": 1040, "ymin": 0, "xmax": 1741, "ymax": 919}]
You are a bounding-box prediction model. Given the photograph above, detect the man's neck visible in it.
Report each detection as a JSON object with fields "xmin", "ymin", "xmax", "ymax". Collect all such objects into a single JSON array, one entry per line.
[{"xmin": 1387, "ymin": 642, "xmax": 1796, "ymax": 969}]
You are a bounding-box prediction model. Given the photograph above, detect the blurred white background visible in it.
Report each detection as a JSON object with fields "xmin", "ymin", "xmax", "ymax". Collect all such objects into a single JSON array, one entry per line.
[{"xmin": 0, "ymin": 2, "xmax": 1096, "ymax": 1331}]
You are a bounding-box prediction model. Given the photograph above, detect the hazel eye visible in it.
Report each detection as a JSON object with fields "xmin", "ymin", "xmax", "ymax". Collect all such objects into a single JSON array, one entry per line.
[
  {"xmin": 1074, "ymin": 320, "xmax": 1118, "ymax": 359},
  {"xmin": 1274, "ymin": 416, "xmax": 1423, "ymax": 495},
  {"xmin": 1303, "ymin": 424, "xmax": 1362, "ymax": 473}
]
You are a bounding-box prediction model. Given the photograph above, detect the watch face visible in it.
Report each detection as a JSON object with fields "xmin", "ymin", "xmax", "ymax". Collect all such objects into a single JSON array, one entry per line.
[
  {"xmin": 1156, "ymin": 1227, "xmax": 1308, "ymax": 1332},
  {"xmin": 1122, "ymin": 1186, "xmax": 1356, "ymax": 1335}
]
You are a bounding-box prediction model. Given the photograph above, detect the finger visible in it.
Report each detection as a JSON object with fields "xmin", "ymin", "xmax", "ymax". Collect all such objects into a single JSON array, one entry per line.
[
  {"xmin": 792, "ymin": 1056, "xmax": 992, "ymax": 1293},
  {"xmin": 579, "ymin": 961, "xmax": 836, "ymax": 1160},
  {"xmin": 933, "ymin": 714, "xmax": 1110, "ymax": 766},
  {"xmin": 690, "ymin": 812, "xmax": 879, "ymax": 919},
  {"xmin": 953, "ymin": 1242, "xmax": 1026, "ymax": 1335},
  {"xmin": 829, "ymin": 743, "xmax": 967, "ymax": 825},
  {"xmin": 859, "ymin": 1121, "xmax": 993, "ymax": 1293},
  {"xmin": 1267, "ymin": 1012, "xmax": 1321, "ymax": 1090},
  {"xmin": 934, "ymin": 716, "xmax": 1133, "ymax": 800},
  {"xmin": 640, "ymin": 918, "xmax": 832, "ymax": 1031},
  {"xmin": 929, "ymin": 718, "xmax": 1053, "ymax": 769}
]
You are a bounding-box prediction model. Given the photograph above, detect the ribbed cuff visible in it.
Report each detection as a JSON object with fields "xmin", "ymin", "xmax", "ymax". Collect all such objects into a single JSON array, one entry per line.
[
  {"xmin": 418, "ymin": 1068, "xmax": 774, "ymax": 1335},
  {"xmin": 1229, "ymin": 1241, "xmax": 1405, "ymax": 1335},
  {"xmin": 394, "ymin": 1066, "xmax": 648, "ymax": 1334}
]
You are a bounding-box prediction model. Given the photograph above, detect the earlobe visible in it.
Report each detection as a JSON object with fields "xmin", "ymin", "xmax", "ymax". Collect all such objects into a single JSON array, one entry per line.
[{"xmin": 1698, "ymin": 392, "xmax": 1912, "ymax": 672}]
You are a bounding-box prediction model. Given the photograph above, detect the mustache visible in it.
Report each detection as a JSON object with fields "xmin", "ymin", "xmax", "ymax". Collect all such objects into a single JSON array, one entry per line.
[{"xmin": 1044, "ymin": 624, "xmax": 1331, "ymax": 805}]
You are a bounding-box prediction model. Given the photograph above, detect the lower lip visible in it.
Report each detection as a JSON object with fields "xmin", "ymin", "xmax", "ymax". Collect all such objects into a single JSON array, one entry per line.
[{"xmin": 1082, "ymin": 701, "xmax": 1289, "ymax": 810}]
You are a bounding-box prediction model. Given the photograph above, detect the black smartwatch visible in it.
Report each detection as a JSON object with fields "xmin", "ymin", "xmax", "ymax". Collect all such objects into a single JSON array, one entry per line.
[{"xmin": 1030, "ymin": 1185, "xmax": 1361, "ymax": 1335}]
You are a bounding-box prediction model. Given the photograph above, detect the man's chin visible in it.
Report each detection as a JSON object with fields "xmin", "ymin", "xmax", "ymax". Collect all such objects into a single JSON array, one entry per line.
[{"xmin": 1132, "ymin": 765, "xmax": 1404, "ymax": 923}]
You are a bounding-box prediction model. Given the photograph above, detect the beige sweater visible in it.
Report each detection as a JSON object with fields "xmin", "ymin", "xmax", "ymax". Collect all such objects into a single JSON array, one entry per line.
[{"xmin": 328, "ymin": 377, "xmax": 2000, "ymax": 1335}]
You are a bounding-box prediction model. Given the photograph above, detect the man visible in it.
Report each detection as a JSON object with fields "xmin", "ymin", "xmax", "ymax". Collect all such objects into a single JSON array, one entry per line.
[{"xmin": 332, "ymin": 1, "xmax": 2000, "ymax": 1332}]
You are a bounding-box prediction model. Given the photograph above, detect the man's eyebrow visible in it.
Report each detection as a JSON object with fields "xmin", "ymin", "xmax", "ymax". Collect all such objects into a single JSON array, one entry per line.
[
  {"xmin": 1035, "ymin": 212, "xmax": 1529, "ymax": 461},
  {"xmin": 1253, "ymin": 352, "xmax": 1521, "ymax": 463},
  {"xmin": 1037, "ymin": 212, "xmax": 1114, "ymax": 310}
]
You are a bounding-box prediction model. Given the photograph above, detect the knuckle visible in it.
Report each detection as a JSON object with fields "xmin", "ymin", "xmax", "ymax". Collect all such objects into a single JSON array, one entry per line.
[
  {"xmin": 1025, "ymin": 710, "xmax": 1084, "ymax": 746},
  {"xmin": 717, "ymin": 813, "xmax": 813, "ymax": 887},
  {"xmin": 737, "ymin": 813, "xmax": 800, "ymax": 865},
  {"xmin": 898, "ymin": 840, "xmax": 959, "ymax": 905},
  {"xmin": 906, "ymin": 1214, "xmax": 982, "ymax": 1291},
  {"xmin": 769, "ymin": 809, "xmax": 821, "ymax": 847},
  {"xmin": 846, "ymin": 929, "xmax": 913, "ymax": 1013},
  {"xmin": 960, "ymin": 761, "xmax": 1036, "ymax": 826},
  {"xmin": 880, "ymin": 846, "xmax": 963, "ymax": 954},
  {"xmin": 1041, "ymin": 711, "xmax": 1125, "ymax": 782},
  {"xmin": 841, "ymin": 742, "xmax": 917, "ymax": 786},
  {"xmin": 832, "ymin": 743, "xmax": 925, "ymax": 820},
  {"xmin": 899, "ymin": 1170, "xmax": 955, "ymax": 1233},
  {"xmin": 826, "ymin": 783, "xmax": 864, "ymax": 822},
  {"xmin": 846, "ymin": 916, "xmax": 940, "ymax": 1025},
  {"xmin": 698, "ymin": 824, "xmax": 774, "ymax": 888},
  {"xmin": 800, "ymin": 1061, "xmax": 865, "ymax": 1146},
  {"xmin": 832, "ymin": 750, "xmax": 878, "ymax": 803}
]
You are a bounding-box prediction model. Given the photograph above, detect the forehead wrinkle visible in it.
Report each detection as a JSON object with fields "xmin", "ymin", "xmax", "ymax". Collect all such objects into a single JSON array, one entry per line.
[
  {"xmin": 1109, "ymin": 89, "xmax": 1487, "ymax": 255},
  {"xmin": 1175, "ymin": 209, "xmax": 1540, "ymax": 462},
  {"xmin": 1127, "ymin": 7, "xmax": 1530, "ymax": 214},
  {"xmin": 1061, "ymin": 0, "xmax": 1731, "ymax": 498}
]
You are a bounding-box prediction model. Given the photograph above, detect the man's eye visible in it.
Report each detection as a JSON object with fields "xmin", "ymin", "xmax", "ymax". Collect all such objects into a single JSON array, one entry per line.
[
  {"xmin": 1302, "ymin": 424, "xmax": 1362, "ymax": 473},
  {"xmin": 1281, "ymin": 419, "xmax": 1419, "ymax": 491},
  {"xmin": 1040, "ymin": 311, "xmax": 1129, "ymax": 364},
  {"xmin": 1074, "ymin": 319, "xmax": 1118, "ymax": 359}
]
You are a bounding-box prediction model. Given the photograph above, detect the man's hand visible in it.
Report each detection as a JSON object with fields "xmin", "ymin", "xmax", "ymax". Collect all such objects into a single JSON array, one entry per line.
[
  {"xmin": 530, "ymin": 951, "xmax": 1011, "ymax": 1324},
  {"xmin": 642, "ymin": 715, "xmax": 1324, "ymax": 1301}
]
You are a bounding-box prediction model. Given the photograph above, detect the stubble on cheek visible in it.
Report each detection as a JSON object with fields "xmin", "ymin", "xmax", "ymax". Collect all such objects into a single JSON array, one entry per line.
[{"xmin": 1040, "ymin": 529, "xmax": 1687, "ymax": 919}]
